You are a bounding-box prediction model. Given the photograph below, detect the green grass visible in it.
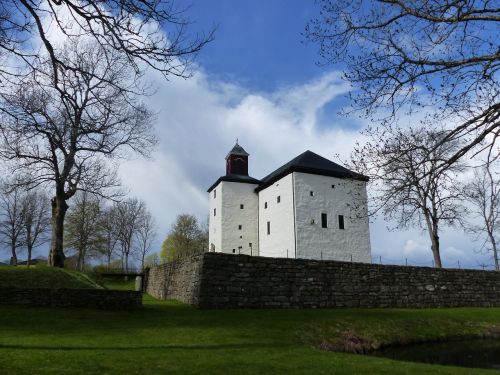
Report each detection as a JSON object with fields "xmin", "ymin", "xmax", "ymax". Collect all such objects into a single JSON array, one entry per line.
[
  {"xmin": 1, "ymin": 296, "xmax": 500, "ymax": 374},
  {"xmin": 99, "ymin": 276, "xmax": 136, "ymax": 291},
  {"xmin": 0, "ymin": 266, "xmax": 102, "ymax": 289}
]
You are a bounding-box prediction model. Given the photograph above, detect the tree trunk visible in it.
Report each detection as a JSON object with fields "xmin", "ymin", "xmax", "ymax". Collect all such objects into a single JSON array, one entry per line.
[
  {"xmin": 27, "ymin": 244, "xmax": 32, "ymax": 267},
  {"xmin": 48, "ymin": 196, "xmax": 68, "ymax": 267},
  {"xmin": 490, "ymin": 232, "xmax": 499, "ymax": 271},
  {"xmin": 430, "ymin": 232, "xmax": 442, "ymax": 268},
  {"xmin": 10, "ymin": 243, "xmax": 17, "ymax": 266},
  {"xmin": 424, "ymin": 212, "xmax": 442, "ymax": 268}
]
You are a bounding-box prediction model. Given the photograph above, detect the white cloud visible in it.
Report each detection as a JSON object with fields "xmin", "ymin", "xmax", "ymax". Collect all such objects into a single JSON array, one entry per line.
[{"xmin": 117, "ymin": 66, "xmax": 491, "ymax": 270}]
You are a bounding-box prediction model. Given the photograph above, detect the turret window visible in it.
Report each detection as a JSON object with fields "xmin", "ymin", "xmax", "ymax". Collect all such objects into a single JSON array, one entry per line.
[
  {"xmin": 240, "ymin": 204, "xmax": 244, "ymax": 209},
  {"xmin": 264, "ymin": 202, "xmax": 268, "ymax": 209},
  {"xmin": 267, "ymin": 221, "xmax": 271, "ymax": 235},
  {"xmin": 338, "ymin": 215, "xmax": 345, "ymax": 230},
  {"xmin": 321, "ymin": 213, "xmax": 328, "ymax": 228},
  {"xmin": 277, "ymin": 196, "xmax": 281, "ymax": 203},
  {"xmin": 214, "ymin": 189, "xmax": 216, "ymax": 198},
  {"xmin": 310, "ymin": 191, "xmax": 314, "ymax": 196},
  {"xmin": 213, "ymin": 208, "xmax": 216, "ymax": 216},
  {"xmin": 238, "ymin": 225, "xmax": 242, "ymax": 230}
]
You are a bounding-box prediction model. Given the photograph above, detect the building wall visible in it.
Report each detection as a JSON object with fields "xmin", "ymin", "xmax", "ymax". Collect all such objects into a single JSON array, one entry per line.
[
  {"xmin": 197, "ymin": 253, "xmax": 500, "ymax": 309},
  {"xmin": 145, "ymin": 256, "xmax": 203, "ymax": 304},
  {"xmin": 0, "ymin": 288, "xmax": 142, "ymax": 309},
  {"xmin": 208, "ymin": 182, "xmax": 222, "ymax": 252},
  {"xmin": 258, "ymin": 173, "xmax": 296, "ymax": 258},
  {"xmin": 294, "ymin": 173, "xmax": 371, "ymax": 262},
  {"xmin": 217, "ymin": 181, "xmax": 259, "ymax": 255}
]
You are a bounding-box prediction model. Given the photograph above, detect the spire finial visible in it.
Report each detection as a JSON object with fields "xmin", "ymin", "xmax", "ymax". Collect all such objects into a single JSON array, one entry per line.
[{"xmin": 236, "ymin": 138, "xmax": 239, "ymax": 145}]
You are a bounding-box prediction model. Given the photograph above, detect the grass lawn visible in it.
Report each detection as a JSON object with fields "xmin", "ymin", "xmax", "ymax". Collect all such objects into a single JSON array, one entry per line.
[
  {"xmin": 1, "ymin": 282, "xmax": 500, "ymax": 375},
  {"xmin": 0, "ymin": 266, "xmax": 102, "ymax": 289}
]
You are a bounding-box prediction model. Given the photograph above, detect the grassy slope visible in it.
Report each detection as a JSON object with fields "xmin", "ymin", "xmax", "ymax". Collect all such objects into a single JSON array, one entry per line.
[
  {"xmin": 1, "ymin": 284, "xmax": 500, "ymax": 375},
  {"xmin": 0, "ymin": 266, "xmax": 102, "ymax": 289}
]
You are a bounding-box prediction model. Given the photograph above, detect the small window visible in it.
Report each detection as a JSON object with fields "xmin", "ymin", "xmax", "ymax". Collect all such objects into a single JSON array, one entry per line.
[
  {"xmin": 321, "ymin": 213, "xmax": 328, "ymax": 228},
  {"xmin": 240, "ymin": 204, "xmax": 244, "ymax": 209},
  {"xmin": 213, "ymin": 208, "xmax": 216, "ymax": 216},
  {"xmin": 249, "ymin": 242, "xmax": 252, "ymax": 247},
  {"xmin": 339, "ymin": 215, "xmax": 345, "ymax": 230},
  {"xmin": 232, "ymin": 249, "xmax": 236, "ymax": 253},
  {"xmin": 277, "ymin": 196, "xmax": 281, "ymax": 203},
  {"xmin": 214, "ymin": 189, "xmax": 216, "ymax": 198},
  {"xmin": 240, "ymin": 235, "xmax": 242, "ymax": 239},
  {"xmin": 331, "ymin": 184, "xmax": 335, "ymax": 189},
  {"xmin": 238, "ymin": 225, "xmax": 242, "ymax": 230},
  {"xmin": 310, "ymin": 191, "xmax": 314, "ymax": 197},
  {"xmin": 264, "ymin": 202, "xmax": 268, "ymax": 209},
  {"xmin": 267, "ymin": 221, "xmax": 271, "ymax": 235}
]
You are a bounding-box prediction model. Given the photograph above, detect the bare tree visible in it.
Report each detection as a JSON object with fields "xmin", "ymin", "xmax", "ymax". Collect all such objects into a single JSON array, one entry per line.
[
  {"xmin": 0, "ymin": 1, "xmax": 213, "ymax": 86},
  {"xmin": 351, "ymin": 127, "xmax": 466, "ymax": 267},
  {"xmin": 64, "ymin": 191, "xmax": 104, "ymax": 271},
  {"xmin": 306, "ymin": 1, "xmax": 499, "ymax": 168},
  {"xmin": 0, "ymin": 40, "xmax": 155, "ymax": 267},
  {"xmin": 463, "ymin": 163, "xmax": 500, "ymax": 270},
  {"xmin": 115, "ymin": 197, "xmax": 145, "ymax": 272},
  {"xmin": 134, "ymin": 210, "xmax": 157, "ymax": 270},
  {"xmin": 0, "ymin": 181, "xmax": 25, "ymax": 265},
  {"xmin": 100, "ymin": 205, "xmax": 121, "ymax": 270},
  {"xmin": 21, "ymin": 189, "xmax": 50, "ymax": 266}
]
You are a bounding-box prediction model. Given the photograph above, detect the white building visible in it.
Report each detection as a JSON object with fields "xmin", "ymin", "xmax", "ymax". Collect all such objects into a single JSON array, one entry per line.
[{"xmin": 208, "ymin": 142, "xmax": 371, "ymax": 262}]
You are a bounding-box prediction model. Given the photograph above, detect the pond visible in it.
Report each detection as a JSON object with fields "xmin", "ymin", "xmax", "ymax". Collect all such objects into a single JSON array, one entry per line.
[{"xmin": 370, "ymin": 339, "xmax": 500, "ymax": 370}]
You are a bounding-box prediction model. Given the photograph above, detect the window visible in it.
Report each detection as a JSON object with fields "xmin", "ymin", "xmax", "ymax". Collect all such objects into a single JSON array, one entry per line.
[
  {"xmin": 213, "ymin": 208, "xmax": 216, "ymax": 216},
  {"xmin": 264, "ymin": 202, "xmax": 268, "ymax": 209},
  {"xmin": 249, "ymin": 242, "xmax": 252, "ymax": 247},
  {"xmin": 277, "ymin": 196, "xmax": 281, "ymax": 203},
  {"xmin": 232, "ymin": 249, "xmax": 236, "ymax": 254},
  {"xmin": 214, "ymin": 189, "xmax": 216, "ymax": 198},
  {"xmin": 240, "ymin": 235, "xmax": 242, "ymax": 239},
  {"xmin": 238, "ymin": 225, "xmax": 242, "ymax": 230},
  {"xmin": 238, "ymin": 246, "xmax": 242, "ymax": 253},
  {"xmin": 240, "ymin": 204, "xmax": 244, "ymax": 209},
  {"xmin": 267, "ymin": 221, "xmax": 271, "ymax": 235},
  {"xmin": 331, "ymin": 184, "xmax": 335, "ymax": 189},
  {"xmin": 321, "ymin": 213, "xmax": 328, "ymax": 228},
  {"xmin": 310, "ymin": 191, "xmax": 314, "ymax": 196},
  {"xmin": 339, "ymin": 215, "xmax": 345, "ymax": 230}
]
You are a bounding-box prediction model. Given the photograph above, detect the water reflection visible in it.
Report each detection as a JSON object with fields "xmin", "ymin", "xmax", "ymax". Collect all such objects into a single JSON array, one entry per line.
[{"xmin": 371, "ymin": 339, "xmax": 500, "ymax": 370}]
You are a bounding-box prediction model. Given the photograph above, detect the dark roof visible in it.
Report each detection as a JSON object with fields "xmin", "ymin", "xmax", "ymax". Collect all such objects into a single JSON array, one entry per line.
[
  {"xmin": 207, "ymin": 174, "xmax": 261, "ymax": 193},
  {"xmin": 225, "ymin": 142, "xmax": 249, "ymax": 159},
  {"xmin": 255, "ymin": 150, "xmax": 368, "ymax": 192}
]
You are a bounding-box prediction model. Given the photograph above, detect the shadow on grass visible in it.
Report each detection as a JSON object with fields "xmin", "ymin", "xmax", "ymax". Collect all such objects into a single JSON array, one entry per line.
[{"xmin": 0, "ymin": 343, "xmax": 291, "ymax": 351}]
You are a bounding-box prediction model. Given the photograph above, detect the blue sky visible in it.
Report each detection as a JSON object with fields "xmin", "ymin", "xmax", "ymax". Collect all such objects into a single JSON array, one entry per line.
[
  {"xmin": 112, "ymin": 0, "xmax": 490, "ymax": 270},
  {"xmin": 178, "ymin": 0, "xmax": 322, "ymax": 91},
  {"xmin": 8, "ymin": 1, "xmax": 491, "ymax": 269}
]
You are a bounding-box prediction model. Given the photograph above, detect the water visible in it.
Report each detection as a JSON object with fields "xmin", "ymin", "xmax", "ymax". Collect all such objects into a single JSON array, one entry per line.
[{"xmin": 371, "ymin": 339, "xmax": 500, "ymax": 370}]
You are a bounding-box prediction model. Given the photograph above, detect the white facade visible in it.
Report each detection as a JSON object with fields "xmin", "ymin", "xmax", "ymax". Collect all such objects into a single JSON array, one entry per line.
[
  {"xmin": 208, "ymin": 147, "xmax": 372, "ymax": 263},
  {"xmin": 293, "ymin": 172, "xmax": 370, "ymax": 262},
  {"xmin": 209, "ymin": 181, "xmax": 259, "ymax": 255},
  {"xmin": 258, "ymin": 173, "xmax": 295, "ymax": 258}
]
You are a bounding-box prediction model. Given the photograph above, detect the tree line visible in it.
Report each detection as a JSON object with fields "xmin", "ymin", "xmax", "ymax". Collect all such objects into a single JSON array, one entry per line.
[{"xmin": 0, "ymin": 176, "xmax": 158, "ymax": 271}]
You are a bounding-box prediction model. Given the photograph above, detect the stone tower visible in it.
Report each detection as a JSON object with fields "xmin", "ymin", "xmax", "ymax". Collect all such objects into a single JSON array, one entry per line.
[{"xmin": 208, "ymin": 142, "xmax": 260, "ymax": 255}]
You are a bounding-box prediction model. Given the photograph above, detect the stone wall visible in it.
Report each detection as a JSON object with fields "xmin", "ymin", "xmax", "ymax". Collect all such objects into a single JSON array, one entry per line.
[
  {"xmin": 0, "ymin": 288, "xmax": 142, "ymax": 309},
  {"xmin": 146, "ymin": 252, "xmax": 500, "ymax": 309},
  {"xmin": 144, "ymin": 255, "xmax": 203, "ymax": 304}
]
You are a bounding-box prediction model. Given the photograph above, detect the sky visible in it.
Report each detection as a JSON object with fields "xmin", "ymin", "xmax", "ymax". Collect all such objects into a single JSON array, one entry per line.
[
  {"xmin": 114, "ymin": 0, "xmax": 492, "ymax": 270},
  {"xmin": 6, "ymin": 1, "xmax": 492, "ymax": 269}
]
